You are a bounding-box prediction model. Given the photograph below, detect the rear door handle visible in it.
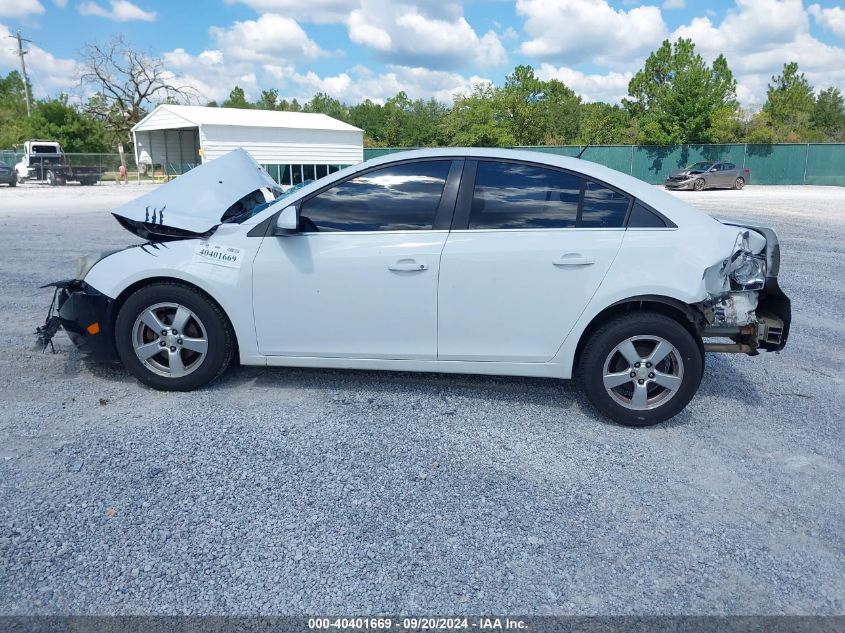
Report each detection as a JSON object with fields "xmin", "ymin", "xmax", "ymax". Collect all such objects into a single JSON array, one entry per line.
[
  {"xmin": 388, "ymin": 259, "xmax": 428, "ymax": 272},
  {"xmin": 553, "ymin": 254, "xmax": 595, "ymax": 267}
]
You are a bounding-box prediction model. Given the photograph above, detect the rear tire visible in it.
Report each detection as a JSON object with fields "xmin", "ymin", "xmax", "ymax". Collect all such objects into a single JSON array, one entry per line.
[
  {"xmin": 734, "ymin": 177, "xmax": 745, "ymax": 190},
  {"xmin": 8, "ymin": 178, "xmax": 15, "ymax": 187},
  {"xmin": 578, "ymin": 313, "xmax": 704, "ymax": 426},
  {"xmin": 693, "ymin": 178, "xmax": 705, "ymax": 191},
  {"xmin": 115, "ymin": 283, "xmax": 234, "ymax": 391}
]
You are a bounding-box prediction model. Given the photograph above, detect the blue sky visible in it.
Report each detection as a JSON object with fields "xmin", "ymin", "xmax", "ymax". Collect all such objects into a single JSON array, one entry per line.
[{"xmin": 2, "ymin": 0, "xmax": 845, "ymax": 107}]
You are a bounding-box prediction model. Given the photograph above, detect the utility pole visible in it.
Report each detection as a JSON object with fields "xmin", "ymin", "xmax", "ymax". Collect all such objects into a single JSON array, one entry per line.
[{"xmin": 9, "ymin": 30, "xmax": 32, "ymax": 117}]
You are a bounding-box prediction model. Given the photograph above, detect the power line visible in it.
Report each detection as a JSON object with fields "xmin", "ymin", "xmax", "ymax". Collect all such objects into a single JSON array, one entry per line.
[{"xmin": 8, "ymin": 30, "xmax": 32, "ymax": 117}]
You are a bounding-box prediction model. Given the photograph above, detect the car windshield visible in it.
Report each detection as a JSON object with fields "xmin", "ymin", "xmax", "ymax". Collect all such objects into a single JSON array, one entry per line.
[
  {"xmin": 225, "ymin": 180, "xmax": 316, "ymax": 224},
  {"xmin": 688, "ymin": 162, "xmax": 714, "ymax": 171}
]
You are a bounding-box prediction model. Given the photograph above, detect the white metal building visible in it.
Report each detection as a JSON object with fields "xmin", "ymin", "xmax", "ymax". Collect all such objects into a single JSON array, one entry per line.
[{"xmin": 131, "ymin": 104, "xmax": 364, "ymax": 186}]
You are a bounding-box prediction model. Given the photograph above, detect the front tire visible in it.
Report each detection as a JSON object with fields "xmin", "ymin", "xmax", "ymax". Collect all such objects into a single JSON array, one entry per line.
[
  {"xmin": 693, "ymin": 178, "xmax": 705, "ymax": 191},
  {"xmin": 578, "ymin": 313, "xmax": 704, "ymax": 426},
  {"xmin": 115, "ymin": 283, "xmax": 234, "ymax": 391},
  {"xmin": 8, "ymin": 178, "xmax": 15, "ymax": 187}
]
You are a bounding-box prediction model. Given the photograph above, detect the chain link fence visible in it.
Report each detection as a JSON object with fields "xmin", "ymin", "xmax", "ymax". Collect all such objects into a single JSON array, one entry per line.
[
  {"xmin": 4, "ymin": 144, "xmax": 844, "ymax": 186},
  {"xmin": 0, "ymin": 151, "xmax": 182, "ymax": 182}
]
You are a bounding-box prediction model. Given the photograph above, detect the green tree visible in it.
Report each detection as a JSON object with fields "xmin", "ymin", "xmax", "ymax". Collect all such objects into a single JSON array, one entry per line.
[
  {"xmin": 348, "ymin": 99, "xmax": 387, "ymax": 146},
  {"xmin": 762, "ymin": 62, "xmax": 815, "ymax": 141},
  {"xmin": 501, "ymin": 65, "xmax": 581, "ymax": 145},
  {"xmin": 25, "ymin": 96, "xmax": 110, "ymax": 152},
  {"xmin": 303, "ymin": 93, "xmax": 348, "ymax": 121},
  {"xmin": 254, "ymin": 89, "xmax": 280, "ymax": 110},
  {"xmin": 812, "ymin": 86, "xmax": 845, "ymax": 141},
  {"xmin": 0, "ymin": 71, "xmax": 31, "ymax": 147},
  {"xmin": 222, "ymin": 86, "xmax": 252, "ymax": 109},
  {"xmin": 625, "ymin": 38, "xmax": 739, "ymax": 144},
  {"xmin": 440, "ymin": 83, "xmax": 514, "ymax": 147},
  {"xmin": 577, "ymin": 102, "xmax": 632, "ymax": 144}
]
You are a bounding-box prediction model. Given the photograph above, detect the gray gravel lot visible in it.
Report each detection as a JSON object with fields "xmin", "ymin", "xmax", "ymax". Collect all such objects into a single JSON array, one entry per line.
[{"xmin": 0, "ymin": 182, "xmax": 843, "ymax": 615}]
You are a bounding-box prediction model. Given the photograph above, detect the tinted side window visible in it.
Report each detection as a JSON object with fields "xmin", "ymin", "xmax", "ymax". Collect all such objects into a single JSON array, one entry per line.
[
  {"xmin": 300, "ymin": 160, "xmax": 451, "ymax": 232},
  {"xmin": 469, "ymin": 161, "xmax": 581, "ymax": 229},
  {"xmin": 580, "ymin": 180, "xmax": 629, "ymax": 228},
  {"xmin": 725, "ymin": 163, "xmax": 735, "ymax": 170},
  {"xmin": 627, "ymin": 202, "xmax": 667, "ymax": 228}
]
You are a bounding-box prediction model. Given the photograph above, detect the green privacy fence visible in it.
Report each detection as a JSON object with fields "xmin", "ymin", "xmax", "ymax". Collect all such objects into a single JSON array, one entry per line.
[{"xmin": 364, "ymin": 144, "xmax": 845, "ymax": 186}]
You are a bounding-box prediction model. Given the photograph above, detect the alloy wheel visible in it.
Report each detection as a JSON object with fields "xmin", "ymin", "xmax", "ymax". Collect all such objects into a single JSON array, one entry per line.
[
  {"xmin": 601, "ymin": 335, "xmax": 685, "ymax": 411},
  {"xmin": 132, "ymin": 302, "xmax": 209, "ymax": 378}
]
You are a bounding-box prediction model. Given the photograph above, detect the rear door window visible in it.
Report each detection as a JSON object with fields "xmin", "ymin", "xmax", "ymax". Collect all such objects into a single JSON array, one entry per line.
[{"xmin": 469, "ymin": 161, "xmax": 581, "ymax": 229}]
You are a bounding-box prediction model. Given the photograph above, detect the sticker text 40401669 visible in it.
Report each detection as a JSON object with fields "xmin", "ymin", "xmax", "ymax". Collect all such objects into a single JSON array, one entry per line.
[{"xmin": 193, "ymin": 242, "xmax": 243, "ymax": 269}]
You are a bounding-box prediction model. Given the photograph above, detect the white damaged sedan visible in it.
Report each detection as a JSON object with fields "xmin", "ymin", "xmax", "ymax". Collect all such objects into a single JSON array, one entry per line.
[{"xmin": 39, "ymin": 148, "xmax": 790, "ymax": 426}]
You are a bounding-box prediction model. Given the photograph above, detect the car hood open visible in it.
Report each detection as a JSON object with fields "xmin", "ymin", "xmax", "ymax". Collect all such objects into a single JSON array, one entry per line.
[{"xmin": 112, "ymin": 148, "xmax": 281, "ymax": 239}]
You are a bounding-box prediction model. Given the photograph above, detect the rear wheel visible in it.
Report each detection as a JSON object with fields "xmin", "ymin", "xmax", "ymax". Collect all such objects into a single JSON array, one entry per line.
[
  {"xmin": 8, "ymin": 178, "xmax": 15, "ymax": 187},
  {"xmin": 693, "ymin": 178, "xmax": 705, "ymax": 191},
  {"xmin": 578, "ymin": 313, "xmax": 704, "ymax": 426},
  {"xmin": 734, "ymin": 177, "xmax": 745, "ymax": 190},
  {"xmin": 115, "ymin": 283, "xmax": 234, "ymax": 391}
]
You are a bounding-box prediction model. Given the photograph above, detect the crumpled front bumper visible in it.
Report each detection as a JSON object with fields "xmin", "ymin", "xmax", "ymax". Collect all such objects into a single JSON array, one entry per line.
[
  {"xmin": 40, "ymin": 280, "xmax": 119, "ymax": 362},
  {"xmin": 664, "ymin": 179, "xmax": 695, "ymax": 190}
]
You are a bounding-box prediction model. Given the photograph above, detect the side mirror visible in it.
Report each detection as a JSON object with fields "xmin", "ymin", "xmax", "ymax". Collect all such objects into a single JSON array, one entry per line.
[
  {"xmin": 709, "ymin": 167, "xmax": 718, "ymax": 172},
  {"xmin": 273, "ymin": 206, "xmax": 298, "ymax": 235}
]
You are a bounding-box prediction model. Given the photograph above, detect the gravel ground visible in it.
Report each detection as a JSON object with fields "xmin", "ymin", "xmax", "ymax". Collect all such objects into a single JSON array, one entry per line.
[{"xmin": 0, "ymin": 182, "xmax": 843, "ymax": 615}]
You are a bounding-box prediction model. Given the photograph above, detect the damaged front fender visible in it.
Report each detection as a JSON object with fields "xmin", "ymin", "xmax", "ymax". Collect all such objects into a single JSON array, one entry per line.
[{"xmin": 696, "ymin": 222, "xmax": 791, "ymax": 353}]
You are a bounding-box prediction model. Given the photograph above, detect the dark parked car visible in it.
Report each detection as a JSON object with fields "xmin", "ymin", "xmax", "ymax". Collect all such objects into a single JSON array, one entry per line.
[
  {"xmin": 665, "ymin": 161, "xmax": 750, "ymax": 191},
  {"xmin": 0, "ymin": 161, "xmax": 16, "ymax": 187}
]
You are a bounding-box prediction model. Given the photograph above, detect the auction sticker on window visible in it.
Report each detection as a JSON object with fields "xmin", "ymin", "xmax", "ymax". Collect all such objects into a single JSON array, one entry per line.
[{"xmin": 193, "ymin": 242, "xmax": 243, "ymax": 269}]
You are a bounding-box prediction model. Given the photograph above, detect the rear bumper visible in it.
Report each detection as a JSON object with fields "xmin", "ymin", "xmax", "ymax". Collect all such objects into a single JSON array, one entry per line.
[{"xmin": 53, "ymin": 281, "xmax": 119, "ymax": 362}]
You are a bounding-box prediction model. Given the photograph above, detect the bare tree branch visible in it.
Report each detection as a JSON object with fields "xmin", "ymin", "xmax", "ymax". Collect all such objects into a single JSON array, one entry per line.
[{"xmin": 77, "ymin": 34, "xmax": 200, "ymax": 145}]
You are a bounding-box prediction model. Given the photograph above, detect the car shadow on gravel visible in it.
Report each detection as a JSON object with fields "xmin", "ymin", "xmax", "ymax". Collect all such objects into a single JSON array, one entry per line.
[{"xmin": 216, "ymin": 365, "xmax": 642, "ymax": 427}]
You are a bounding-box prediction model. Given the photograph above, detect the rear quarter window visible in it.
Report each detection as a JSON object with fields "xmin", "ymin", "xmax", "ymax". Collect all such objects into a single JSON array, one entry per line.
[{"xmin": 627, "ymin": 201, "xmax": 670, "ymax": 228}]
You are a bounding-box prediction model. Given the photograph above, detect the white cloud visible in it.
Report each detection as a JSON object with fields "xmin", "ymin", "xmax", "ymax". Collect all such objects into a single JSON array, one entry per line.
[
  {"xmin": 224, "ymin": 0, "xmax": 357, "ymax": 24},
  {"xmin": 672, "ymin": 0, "xmax": 845, "ymax": 102},
  {"xmin": 264, "ymin": 63, "xmax": 489, "ymax": 104},
  {"xmin": 162, "ymin": 48, "xmax": 260, "ymax": 103},
  {"xmin": 809, "ymin": 3, "xmax": 845, "ymax": 40},
  {"xmin": 77, "ymin": 0, "xmax": 155, "ymax": 21},
  {"xmin": 0, "ymin": 0, "xmax": 44, "ymax": 18},
  {"xmin": 517, "ymin": 0, "xmax": 668, "ymax": 65},
  {"xmin": 537, "ymin": 64, "xmax": 632, "ymax": 103},
  {"xmin": 663, "ymin": 0, "xmax": 684, "ymax": 8},
  {"xmin": 209, "ymin": 14, "xmax": 327, "ymax": 62},
  {"xmin": 0, "ymin": 21, "xmax": 78, "ymax": 97},
  {"xmin": 345, "ymin": 0, "xmax": 506, "ymax": 69}
]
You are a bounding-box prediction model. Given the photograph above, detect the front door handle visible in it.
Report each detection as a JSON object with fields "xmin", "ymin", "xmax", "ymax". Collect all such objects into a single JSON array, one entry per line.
[
  {"xmin": 553, "ymin": 253, "xmax": 595, "ymax": 267},
  {"xmin": 388, "ymin": 259, "xmax": 428, "ymax": 272}
]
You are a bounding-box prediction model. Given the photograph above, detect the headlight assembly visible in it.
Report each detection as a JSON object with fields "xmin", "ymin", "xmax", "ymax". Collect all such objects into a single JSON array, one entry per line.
[
  {"xmin": 75, "ymin": 251, "xmax": 118, "ymax": 280},
  {"xmin": 728, "ymin": 251, "xmax": 766, "ymax": 290}
]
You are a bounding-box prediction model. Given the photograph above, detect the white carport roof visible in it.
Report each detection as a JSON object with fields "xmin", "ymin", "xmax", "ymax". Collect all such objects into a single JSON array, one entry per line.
[{"xmin": 132, "ymin": 104, "xmax": 363, "ymax": 133}]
